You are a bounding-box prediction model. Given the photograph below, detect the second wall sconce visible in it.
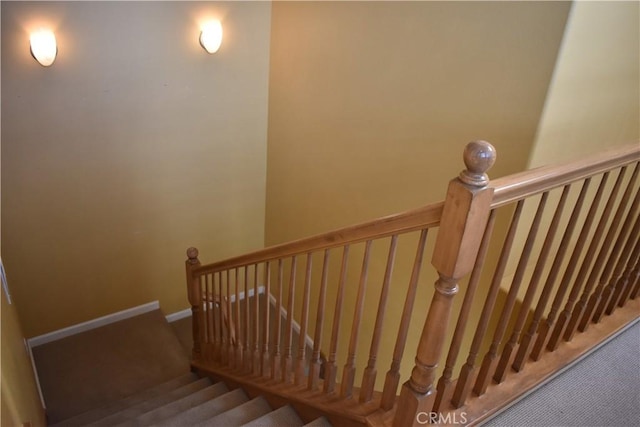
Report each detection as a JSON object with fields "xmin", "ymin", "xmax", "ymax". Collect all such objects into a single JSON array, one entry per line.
[
  {"xmin": 200, "ymin": 20, "xmax": 223, "ymax": 54},
  {"xmin": 30, "ymin": 29, "xmax": 57, "ymax": 67}
]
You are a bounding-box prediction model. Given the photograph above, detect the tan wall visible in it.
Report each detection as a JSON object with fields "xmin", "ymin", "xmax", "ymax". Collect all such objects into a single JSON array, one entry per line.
[
  {"xmin": 1, "ymin": 1, "xmax": 271, "ymax": 337},
  {"xmin": 266, "ymin": 1, "xmax": 570, "ymax": 388},
  {"xmin": 266, "ymin": 1, "xmax": 570, "ymax": 244},
  {"xmin": 529, "ymin": 0, "xmax": 640, "ymax": 166},
  {"xmin": 1, "ymin": 290, "xmax": 46, "ymax": 427}
]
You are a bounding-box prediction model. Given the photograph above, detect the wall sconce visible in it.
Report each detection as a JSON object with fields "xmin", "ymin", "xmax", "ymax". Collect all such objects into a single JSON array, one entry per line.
[
  {"xmin": 30, "ymin": 29, "xmax": 57, "ymax": 67},
  {"xmin": 200, "ymin": 20, "xmax": 223, "ymax": 54}
]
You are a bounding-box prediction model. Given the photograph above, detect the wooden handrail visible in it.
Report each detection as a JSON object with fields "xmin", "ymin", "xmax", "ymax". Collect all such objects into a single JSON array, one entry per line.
[
  {"xmin": 193, "ymin": 202, "xmax": 444, "ymax": 275},
  {"xmin": 491, "ymin": 143, "xmax": 639, "ymax": 208}
]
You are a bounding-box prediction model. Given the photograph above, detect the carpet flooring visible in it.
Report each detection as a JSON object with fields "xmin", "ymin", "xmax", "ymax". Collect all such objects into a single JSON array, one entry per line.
[
  {"xmin": 483, "ymin": 320, "xmax": 640, "ymax": 427},
  {"xmin": 31, "ymin": 309, "xmax": 191, "ymax": 424}
]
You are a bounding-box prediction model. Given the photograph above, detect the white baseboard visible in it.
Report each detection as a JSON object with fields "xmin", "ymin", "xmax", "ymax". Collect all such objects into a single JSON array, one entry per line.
[
  {"xmin": 27, "ymin": 301, "xmax": 160, "ymax": 348},
  {"xmin": 165, "ymin": 308, "xmax": 192, "ymax": 322}
]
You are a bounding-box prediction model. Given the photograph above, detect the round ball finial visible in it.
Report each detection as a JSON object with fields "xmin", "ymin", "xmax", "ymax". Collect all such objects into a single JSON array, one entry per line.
[
  {"xmin": 459, "ymin": 140, "xmax": 496, "ymax": 187},
  {"xmin": 186, "ymin": 247, "xmax": 199, "ymax": 263}
]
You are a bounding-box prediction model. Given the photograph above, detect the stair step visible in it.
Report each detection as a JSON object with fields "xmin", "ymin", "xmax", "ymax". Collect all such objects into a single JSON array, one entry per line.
[
  {"xmin": 51, "ymin": 373, "xmax": 198, "ymax": 427},
  {"xmin": 119, "ymin": 382, "xmax": 229, "ymax": 426},
  {"xmin": 152, "ymin": 388, "xmax": 250, "ymax": 427},
  {"xmin": 87, "ymin": 377, "xmax": 212, "ymax": 426},
  {"xmin": 241, "ymin": 404, "xmax": 304, "ymax": 427},
  {"xmin": 194, "ymin": 396, "xmax": 272, "ymax": 426},
  {"xmin": 304, "ymin": 416, "xmax": 333, "ymax": 426}
]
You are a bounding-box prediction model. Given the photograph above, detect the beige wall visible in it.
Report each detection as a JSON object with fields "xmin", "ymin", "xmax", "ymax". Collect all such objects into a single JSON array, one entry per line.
[
  {"xmin": 265, "ymin": 1, "xmax": 570, "ymax": 244},
  {"xmin": 1, "ymin": 1, "xmax": 271, "ymax": 337},
  {"xmin": 529, "ymin": 0, "xmax": 640, "ymax": 166},
  {"xmin": 265, "ymin": 1, "xmax": 570, "ymax": 388},
  {"xmin": 1, "ymin": 290, "xmax": 46, "ymax": 427}
]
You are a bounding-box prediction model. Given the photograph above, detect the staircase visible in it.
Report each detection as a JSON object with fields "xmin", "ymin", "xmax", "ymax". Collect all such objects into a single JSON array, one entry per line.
[
  {"xmin": 30, "ymin": 142, "xmax": 640, "ymax": 426},
  {"xmin": 51, "ymin": 373, "xmax": 331, "ymax": 427},
  {"xmin": 30, "ymin": 307, "xmax": 331, "ymax": 427}
]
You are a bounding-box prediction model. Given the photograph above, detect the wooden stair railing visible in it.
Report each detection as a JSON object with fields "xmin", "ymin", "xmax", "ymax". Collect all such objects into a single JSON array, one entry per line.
[
  {"xmin": 413, "ymin": 142, "xmax": 640, "ymax": 426},
  {"xmin": 185, "ymin": 141, "xmax": 640, "ymax": 426},
  {"xmin": 184, "ymin": 171, "xmax": 448, "ymax": 424}
]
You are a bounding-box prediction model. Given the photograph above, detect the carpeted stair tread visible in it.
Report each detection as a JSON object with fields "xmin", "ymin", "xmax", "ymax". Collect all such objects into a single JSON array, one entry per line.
[
  {"xmin": 194, "ymin": 396, "xmax": 272, "ymax": 426},
  {"xmin": 51, "ymin": 373, "xmax": 199, "ymax": 427},
  {"xmin": 304, "ymin": 416, "xmax": 333, "ymax": 426},
  {"xmin": 241, "ymin": 404, "xmax": 304, "ymax": 427},
  {"xmin": 87, "ymin": 377, "xmax": 212, "ymax": 426},
  {"xmin": 118, "ymin": 381, "xmax": 229, "ymax": 426},
  {"xmin": 152, "ymin": 387, "xmax": 250, "ymax": 427}
]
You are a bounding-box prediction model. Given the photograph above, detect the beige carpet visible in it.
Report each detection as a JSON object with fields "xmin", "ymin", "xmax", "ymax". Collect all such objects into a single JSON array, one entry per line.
[
  {"xmin": 32, "ymin": 309, "xmax": 191, "ymax": 424},
  {"xmin": 483, "ymin": 320, "xmax": 640, "ymax": 427}
]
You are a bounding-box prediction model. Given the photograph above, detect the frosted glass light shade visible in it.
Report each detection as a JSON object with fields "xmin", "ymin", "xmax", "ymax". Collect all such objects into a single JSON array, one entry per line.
[
  {"xmin": 200, "ymin": 21, "xmax": 223, "ymax": 54},
  {"xmin": 30, "ymin": 29, "xmax": 57, "ymax": 67}
]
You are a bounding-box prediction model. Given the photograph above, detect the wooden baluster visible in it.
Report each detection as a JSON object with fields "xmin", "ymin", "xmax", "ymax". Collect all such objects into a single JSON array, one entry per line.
[
  {"xmin": 433, "ymin": 210, "xmax": 495, "ymax": 412},
  {"xmin": 261, "ymin": 262, "xmax": 272, "ymax": 377},
  {"xmin": 206, "ymin": 273, "xmax": 216, "ymax": 360},
  {"xmin": 226, "ymin": 270, "xmax": 234, "ymax": 367},
  {"xmin": 197, "ymin": 275, "xmax": 208, "ymax": 359},
  {"xmin": 341, "ymin": 240, "xmax": 373, "ymax": 399},
  {"xmin": 518, "ymin": 180, "xmax": 590, "ymax": 366},
  {"xmin": 272, "ymin": 259, "xmax": 284, "ymax": 381},
  {"xmin": 296, "ymin": 253, "xmax": 313, "ymax": 386},
  {"xmin": 309, "ymin": 250, "xmax": 330, "ymax": 391},
  {"xmin": 475, "ymin": 193, "xmax": 547, "ymax": 394},
  {"xmin": 452, "ymin": 200, "xmax": 523, "ymax": 408},
  {"xmin": 234, "ymin": 268, "xmax": 243, "ymax": 369},
  {"xmin": 252, "ymin": 264, "xmax": 260, "ymax": 374},
  {"xmin": 243, "ymin": 266, "xmax": 251, "ymax": 372},
  {"xmin": 381, "ymin": 229, "xmax": 428, "ymax": 411},
  {"xmin": 206, "ymin": 274, "xmax": 214, "ymax": 359},
  {"xmin": 360, "ymin": 236, "xmax": 398, "ymax": 404},
  {"xmin": 617, "ymin": 239, "xmax": 640, "ymax": 308},
  {"xmin": 215, "ymin": 271, "xmax": 223, "ymax": 363},
  {"xmin": 496, "ymin": 187, "xmax": 569, "ymax": 381},
  {"xmin": 607, "ymin": 219, "xmax": 640, "ymax": 314},
  {"xmin": 324, "ymin": 246, "xmax": 350, "ymax": 394},
  {"xmin": 185, "ymin": 247, "xmax": 202, "ymax": 360},
  {"xmin": 283, "ymin": 256, "xmax": 298, "ymax": 383},
  {"xmin": 544, "ymin": 173, "xmax": 610, "ymax": 353},
  {"xmin": 593, "ymin": 181, "xmax": 640, "ymax": 321},
  {"xmin": 567, "ymin": 166, "xmax": 629, "ymax": 337},
  {"xmin": 395, "ymin": 141, "xmax": 495, "ymax": 427}
]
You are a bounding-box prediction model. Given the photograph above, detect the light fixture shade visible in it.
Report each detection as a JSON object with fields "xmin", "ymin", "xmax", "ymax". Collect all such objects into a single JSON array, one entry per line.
[
  {"xmin": 30, "ymin": 29, "xmax": 57, "ymax": 67},
  {"xmin": 200, "ymin": 20, "xmax": 223, "ymax": 54}
]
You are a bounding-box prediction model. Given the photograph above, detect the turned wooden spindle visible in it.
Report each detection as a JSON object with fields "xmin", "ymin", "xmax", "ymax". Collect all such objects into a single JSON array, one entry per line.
[
  {"xmin": 394, "ymin": 141, "xmax": 495, "ymax": 427},
  {"xmin": 323, "ymin": 246, "xmax": 350, "ymax": 394},
  {"xmin": 252, "ymin": 264, "xmax": 260, "ymax": 375},
  {"xmin": 381, "ymin": 229, "xmax": 428, "ymax": 411},
  {"xmin": 295, "ymin": 253, "xmax": 313, "ymax": 386},
  {"xmin": 261, "ymin": 262, "xmax": 272, "ymax": 377},
  {"xmin": 283, "ymin": 256, "xmax": 297, "ymax": 383},
  {"xmin": 308, "ymin": 250, "xmax": 330, "ymax": 391},
  {"xmin": 186, "ymin": 247, "xmax": 203, "ymax": 360}
]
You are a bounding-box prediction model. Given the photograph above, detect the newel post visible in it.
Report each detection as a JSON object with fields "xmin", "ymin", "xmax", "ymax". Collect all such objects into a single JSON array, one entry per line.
[
  {"xmin": 394, "ymin": 141, "xmax": 496, "ymax": 427},
  {"xmin": 186, "ymin": 247, "xmax": 203, "ymax": 360}
]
